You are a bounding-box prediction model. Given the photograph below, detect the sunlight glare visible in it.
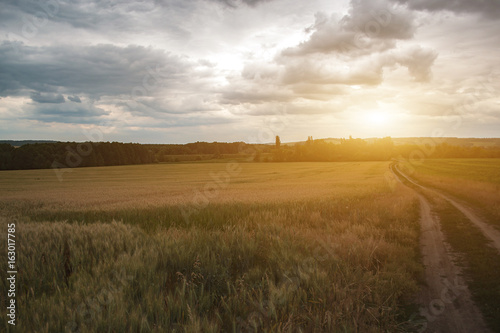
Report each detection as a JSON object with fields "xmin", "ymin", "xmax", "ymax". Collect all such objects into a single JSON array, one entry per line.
[{"xmin": 366, "ymin": 111, "xmax": 390, "ymax": 126}]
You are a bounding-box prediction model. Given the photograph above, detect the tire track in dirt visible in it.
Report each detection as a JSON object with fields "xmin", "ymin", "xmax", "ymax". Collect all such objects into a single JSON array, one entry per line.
[
  {"xmin": 394, "ymin": 165, "xmax": 500, "ymax": 254},
  {"xmin": 390, "ymin": 165, "xmax": 491, "ymax": 333}
]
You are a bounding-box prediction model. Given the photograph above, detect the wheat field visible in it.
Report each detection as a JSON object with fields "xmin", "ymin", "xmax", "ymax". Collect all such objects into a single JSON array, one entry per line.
[
  {"xmin": 399, "ymin": 158, "xmax": 500, "ymax": 226},
  {"xmin": 0, "ymin": 162, "xmax": 423, "ymax": 332}
]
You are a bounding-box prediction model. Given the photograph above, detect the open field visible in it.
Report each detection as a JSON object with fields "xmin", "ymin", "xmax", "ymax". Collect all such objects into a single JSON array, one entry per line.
[
  {"xmin": 393, "ymin": 161, "xmax": 500, "ymax": 332},
  {"xmin": 0, "ymin": 162, "xmax": 426, "ymax": 332},
  {"xmin": 398, "ymin": 158, "xmax": 500, "ymax": 228},
  {"xmin": 0, "ymin": 162, "xmax": 405, "ymax": 227}
]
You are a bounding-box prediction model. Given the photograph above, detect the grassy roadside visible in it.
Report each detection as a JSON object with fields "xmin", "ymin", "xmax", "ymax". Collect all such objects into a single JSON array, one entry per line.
[
  {"xmin": 393, "ymin": 162, "xmax": 500, "ymax": 332},
  {"xmin": 398, "ymin": 158, "xmax": 500, "ymax": 229},
  {"xmin": 431, "ymin": 197, "xmax": 500, "ymax": 332}
]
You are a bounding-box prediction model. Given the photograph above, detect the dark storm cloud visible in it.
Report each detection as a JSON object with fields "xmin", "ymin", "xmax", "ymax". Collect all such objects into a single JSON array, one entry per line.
[
  {"xmin": 30, "ymin": 91, "xmax": 65, "ymax": 103},
  {"xmin": 1, "ymin": 0, "xmax": 140, "ymax": 30},
  {"xmin": 389, "ymin": 0, "xmax": 500, "ymax": 19},
  {"xmin": 0, "ymin": 0, "xmax": 196, "ymax": 41},
  {"xmin": 23, "ymin": 102, "xmax": 109, "ymax": 124},
  {"xmin": 0, "ymin": 0, "xmax": 274, "ymax": 44},
  {"xmin": 34, "ymin": 103, "xmax": 106, "ymax": 117},
  {"xmin": 0, "ymin": 41, "xmax": 199, "ymax": 98},
  {"xmin": 0, "ymin": 40, "xmax": 216, "ymax": 124}
]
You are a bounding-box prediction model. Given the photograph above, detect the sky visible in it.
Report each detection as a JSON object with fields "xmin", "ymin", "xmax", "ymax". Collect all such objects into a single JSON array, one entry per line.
[{"xmin": 0, "ymin": 0, "xmax": 499, "ymax": 144}]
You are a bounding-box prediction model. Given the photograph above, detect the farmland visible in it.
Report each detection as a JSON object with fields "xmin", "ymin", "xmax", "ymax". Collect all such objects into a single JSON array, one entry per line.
[
  {"xmin": 395, "ymin": 158, "xmax": 500, "ymax": 332},
  {"xmin": 398, "ymin": 158, "xmax": 500, "ymax": 227},
  {"xmin": 2, "ymin": 159, "xmax": 500, "ymax": 332},
  {"xmin": 0, "ymin": 161, "xmax": 425, "ymax": 332}
]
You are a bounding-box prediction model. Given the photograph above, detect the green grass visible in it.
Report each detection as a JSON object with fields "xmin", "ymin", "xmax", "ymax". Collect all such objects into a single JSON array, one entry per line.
[{"xmin": 0, "ymin": 162, "xmax": 424, "ymax": 332}]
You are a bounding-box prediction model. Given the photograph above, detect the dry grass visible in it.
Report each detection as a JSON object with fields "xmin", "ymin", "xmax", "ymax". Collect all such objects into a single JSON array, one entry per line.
[
  {"xmin": 0, "ymin": 161, "xmax": 422, "ymax": 332},
  {"xmin": 0, "ymin": 162, "xmax": 388, "ymax": 213},
  {"xmin": 400, "ymin": 158, "xmax": 500, "ymax": 227}
]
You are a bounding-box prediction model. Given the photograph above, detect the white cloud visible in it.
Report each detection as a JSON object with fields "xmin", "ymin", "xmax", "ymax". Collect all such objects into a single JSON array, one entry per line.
[{"xmin": 0, "ymin": 0, "xmax": 498, "ymax": 141}]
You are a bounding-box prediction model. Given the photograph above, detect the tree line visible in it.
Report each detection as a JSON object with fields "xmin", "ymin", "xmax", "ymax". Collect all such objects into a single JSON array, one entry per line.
[
  {"xmin": 0, "ymin": 142, "xmax": 154, "ymax": 170},
  {"xmin": 0, "ymin": 141, "xmax": 267, "ymax": 170},
  {"xmin": 270, "ymin": 137, "xmax": 500, "ymax": 162},
  {"xmin": 1, "ymin": 138, "xmax": 499, "ymax": 170}
]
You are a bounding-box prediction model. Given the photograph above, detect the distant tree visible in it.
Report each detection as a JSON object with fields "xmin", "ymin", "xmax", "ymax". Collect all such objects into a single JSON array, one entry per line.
[{"xmin": 275, "ymin": 136, "xmax": 281, "ymax": 149}]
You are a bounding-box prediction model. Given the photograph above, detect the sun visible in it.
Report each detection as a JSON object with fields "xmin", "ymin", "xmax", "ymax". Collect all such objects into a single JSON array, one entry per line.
[{"xmin": 367, "ymin": 111, "xmax": 390, "ymax": 126}]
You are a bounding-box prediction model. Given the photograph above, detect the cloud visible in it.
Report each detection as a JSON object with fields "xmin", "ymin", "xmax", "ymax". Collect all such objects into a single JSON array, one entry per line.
[
  {"xmin": 0, "ymin": 0, "xmax": 194, "ymax": 40},
  {"xmin": 23, "ymin": 101, "xmax": 109, "ymax": 124},
  {"xmin": 121, "ymin": 94, "xmax": 221, "ymax": 116},
  {"xmin": 225, "ymin": 0, "xmax": 438, "ymax": 110},
  {"xmin": 0, "ymin": 41, "xmax": 205, "ymax": 99},
  {"xmin": 389, "ymin": 0, "xmax": 500, "ymax": 20},
  {"xmin": 280, "ymin": 46, "xmax": 438, "ymax": 87},
  {"xmin": 30, "ymin": 92, "xmax": 65, "ymax": 103},
  {"xmin": 68, "ymin": 95, "xmax": 81, "ymax": 103},
  {"xmin": 0, "ymin": 0, "xmax": 497, "ymax": 140},
  {"xmin": 220, "ymin": 89, "xmax": 293, "ymax": 104},
  {"xmin": 280, "ymin": 56, "xmax": 384, "ymax": 86},
  {"xmin": 0, "ymin": 41, "xmax": 221, "ymax": 127},
  {"xmin": 343, "ymin": 0, "xmax": 416, "ymax": 40},
  {"xmin": 210, "ymin": 0, "xmax": 274, "ymax": 7},
  {"xmin": 289, "ymin": 84, "xmax": 346, "ymax": 101},
  {"xmin": 390, "ymin": 46, "xmax": 438, "ymax": 82},
  {"xmin": 221, "ymin": 42, "xmax": 438, "ymax": 111},
  {"xmin": 281, "ymin": 0, "xmax": 415, "ymax": 57}
]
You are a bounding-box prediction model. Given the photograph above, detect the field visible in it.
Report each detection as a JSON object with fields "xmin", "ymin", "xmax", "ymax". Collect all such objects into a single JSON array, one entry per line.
[
  {"xmin": 396, "ymin": 158, "xmax": 500, "ymax": 332},
  {"xmin": 0, "ymin": 162, "xmax": 425, "ymax": 332},
  {"xmin": 399, "ymin": 158, "xmax": 500, "ymax": 226}
]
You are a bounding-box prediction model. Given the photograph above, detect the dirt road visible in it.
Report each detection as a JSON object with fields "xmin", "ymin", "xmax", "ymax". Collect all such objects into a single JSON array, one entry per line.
[
  {"xmin": 390, "ymin": 165, "xmax": 491, "ymax": 333},
  {"xmin": 394, "ymin": 164, "xmax": 500, "ymax": 254}
]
